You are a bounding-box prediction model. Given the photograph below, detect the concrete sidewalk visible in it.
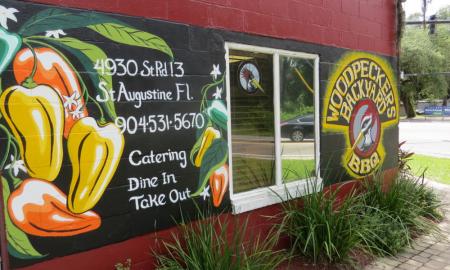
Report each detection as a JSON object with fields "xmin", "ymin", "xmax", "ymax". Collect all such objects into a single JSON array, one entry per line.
[{"xmin": 366, "ymin": 180, "xmax": 450, "ymax": 270}]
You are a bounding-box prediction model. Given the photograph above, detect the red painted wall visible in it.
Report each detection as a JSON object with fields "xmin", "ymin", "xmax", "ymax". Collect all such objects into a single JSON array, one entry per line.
[
  {"xmin": 25, "ymin": 0, "xmax": 397, "ymax": 56},
  {"xmin": 18, "ymin": 205, "xmax": 283, "ymax": 270}
]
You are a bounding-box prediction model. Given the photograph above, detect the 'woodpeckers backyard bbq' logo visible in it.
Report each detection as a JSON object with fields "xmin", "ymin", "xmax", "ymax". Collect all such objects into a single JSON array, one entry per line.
[{"xmin": 323, "ymin": 52, "xmax": 399, "ymax": 178}]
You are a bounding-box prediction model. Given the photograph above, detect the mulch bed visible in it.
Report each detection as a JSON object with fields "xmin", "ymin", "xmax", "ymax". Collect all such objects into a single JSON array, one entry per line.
[{"xmin": 277, "ymin": 249, "xmax": 374, "ymax": 270}]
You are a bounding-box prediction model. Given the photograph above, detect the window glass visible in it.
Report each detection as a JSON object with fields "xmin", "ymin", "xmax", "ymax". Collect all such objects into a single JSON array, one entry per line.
[
  {"xmin": 279, "ymin": 56, "xmax": 316, "ymax": 182},
  {"xmin": 229, "ymin": 50, "xmax": 275, "ymax": 193}
]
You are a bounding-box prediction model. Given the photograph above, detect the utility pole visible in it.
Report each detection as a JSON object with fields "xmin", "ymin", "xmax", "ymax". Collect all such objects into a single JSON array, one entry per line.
[{"xmin": 422, "ymin": 0, "xmax": 432, "ymax": 29}]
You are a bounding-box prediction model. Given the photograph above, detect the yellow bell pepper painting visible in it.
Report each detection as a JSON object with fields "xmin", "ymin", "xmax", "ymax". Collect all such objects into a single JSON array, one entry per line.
[
  {"xmin": 194, "ymin": 126, "xmax": 221, "ymax": 167},
  {"xmin": 0, "ymin": 84, "xmax": 64, "ymax": 181},
  {"xmin": 67, "ymin": 117, "xmax": 124, "ymax": 214}
]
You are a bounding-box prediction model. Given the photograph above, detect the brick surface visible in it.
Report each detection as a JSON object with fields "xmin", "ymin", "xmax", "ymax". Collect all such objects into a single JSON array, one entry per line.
[
  {"xmin": 258, "ymin": 0, "xmax": 289, "ymax": 17},
  {"xmin": 28, "ymin": 0, "xmax": 397, "ymax": 56},
  {"xmin": 243, "ymin": 11, "xmax": 274, "ymax": 36},
  {"xmin": 324, "ymin": 0, "xmax": 341, "ymax": 11},
  {"xmin": 210, "ymin": 6, "xmax": 244, "ymax": 31},
  {"xmin": 168, "ymin": 0, "xmax": 211, "ymax": 26},
  {"xmin": 341, "ymin": 0, "xmax": 359, "ymax": 16}
]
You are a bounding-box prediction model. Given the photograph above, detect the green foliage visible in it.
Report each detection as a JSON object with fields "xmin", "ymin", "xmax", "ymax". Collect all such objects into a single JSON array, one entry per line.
[
  {"xmin": 401, "ymin": 27, "xmax": 447, "ymax": 100},
  {"xmin": 154, "ymin": 212, "xmax": 287, "ymax": 270},
  {"xmin": 279, "ymin": 180, "xmax": 364, "ymax": 264},
  {"xmin": 278, "ymin": 170, "xmax": 442, "ymax": 264},
  {"xmin": 401, "ymin": 4, "xmax": 450, "ymax": 115},
  {"xmin": 398, "ymin": 141, "xmax": 414, "ymax": 172},
  {"xmin": 280, "ymin": 57, "xmax": 314, "ymax": 122},
  {"xmin": 357, "ymin": 210, "xmax": 409, "ymax": 256},
  {"xmin": 358, "ymin": 173, "xmax": 442, "ymax": 256}
]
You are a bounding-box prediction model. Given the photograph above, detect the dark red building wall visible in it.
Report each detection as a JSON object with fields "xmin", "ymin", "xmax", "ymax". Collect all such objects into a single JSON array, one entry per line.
[
  {"xmin": 13, "ymin": 1, "xmax": 398, "ymax": 269},
  {"xmin": 26, "ymin": 0, "xmax": 397, "ymax": 56}
]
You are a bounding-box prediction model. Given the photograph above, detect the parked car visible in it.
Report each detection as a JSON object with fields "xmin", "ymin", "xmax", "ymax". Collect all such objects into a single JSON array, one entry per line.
[{"xmin": 280, "ymin": 114, "xmax": 314, "ymax": 142}]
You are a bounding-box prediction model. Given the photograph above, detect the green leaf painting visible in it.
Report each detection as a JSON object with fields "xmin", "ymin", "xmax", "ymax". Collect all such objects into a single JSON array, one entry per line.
[
  {"xmin": 192, "ymin": 139, "xmax": 228, "ymax": 196},
  {"xmin": 42, "ymin": 36, "xmax": 117, "ymax": 120},
  {"xmin": 19, "ymin": 9, "xmax": 121, "ymax": 36},
  {"xmin": 2, "ymin": 178, "xmax": 45, "ymax": 259},
  {"xmin": 207, "ymin": 100, "xmax": 228, "ymax": 131},
  {"xmin": 88, "ymin": 23, "xmax": 173, "ymax": 59}
]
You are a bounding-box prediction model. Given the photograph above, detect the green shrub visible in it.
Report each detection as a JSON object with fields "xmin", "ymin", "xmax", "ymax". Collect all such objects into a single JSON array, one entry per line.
[
  {"xmin": 154, "ymin": 212, "xmax": 287, "ymax": 270},
  {"xmin": 358, "ymin": 172, "xmax": 442, "ymax": 256},
  {"xmin": 357, "ymin": 208, "xmax": 410, "ymax": 256},
  {"xmin": 365, "ymin": 173, "xmax": 440, "ymax": 231},
  {"xmin": 408, "ymin": 176, "xmax": 443, "ymax": 222},
  {"xmin": 279, "ymin": 180, "xmax": 364, "ymax": 264},
  {"xmin": 278, "ymin": 172, "xmax": 443, "ymax": 263}
]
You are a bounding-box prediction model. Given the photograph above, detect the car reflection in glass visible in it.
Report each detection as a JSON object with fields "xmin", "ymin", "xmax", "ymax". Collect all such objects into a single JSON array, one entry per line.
[{"xmin": 281, "ymin": 114, "xmax": 314, "ymax": 142}]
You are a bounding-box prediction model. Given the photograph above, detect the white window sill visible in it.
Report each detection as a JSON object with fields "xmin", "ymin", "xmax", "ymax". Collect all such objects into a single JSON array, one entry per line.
[{"xmin": 230, "ymin": 178, "xmax": 322, "ymax": 214}]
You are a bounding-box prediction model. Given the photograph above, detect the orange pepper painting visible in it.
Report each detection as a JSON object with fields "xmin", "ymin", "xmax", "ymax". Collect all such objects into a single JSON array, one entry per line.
[
  {"xmin": 8, "ymin": 178, "xmax": 101, "ymax": 237},
  {"xmin": 209, "ymin": 164, "xmax": 229, "ymax": 207},
  {"xmin": 13, "ymin": 47, "xmax": 88, "ymax": 138}
]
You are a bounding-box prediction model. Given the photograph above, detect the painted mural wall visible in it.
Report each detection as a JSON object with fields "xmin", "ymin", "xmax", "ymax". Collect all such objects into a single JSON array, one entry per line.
[
  {"xmin": 0, "ymin": 0, "xmax": 399, "ymax": 269},
  {"xmin": 0, "ymin": 0, "xmax": 228, "ymax": 268}
]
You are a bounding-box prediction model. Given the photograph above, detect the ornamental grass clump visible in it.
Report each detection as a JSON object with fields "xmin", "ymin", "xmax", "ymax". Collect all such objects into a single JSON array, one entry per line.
[
  {"xmin": 278, "ymin": 169, "xmax": 443, "ymax": 264},
  {"xmin": 358, "ymin": 172, "xmax": 442, "ymax": 256},
  {"xmin": 154, "ymin": 211, "xmax": 287, "ymax": 270},
  {"xmin": 278, "ymin": 179, "xmax": 365, "ymax": 264}
]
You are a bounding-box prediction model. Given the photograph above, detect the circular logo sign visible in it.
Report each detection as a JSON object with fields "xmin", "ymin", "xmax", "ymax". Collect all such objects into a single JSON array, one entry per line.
[
  {"xmin": 322, "ymin": 52, "xmax": 399, "ymax": 178},
  {"xmin": 238, "ymin": 62, "xmax": 261, "ymax": 94}
]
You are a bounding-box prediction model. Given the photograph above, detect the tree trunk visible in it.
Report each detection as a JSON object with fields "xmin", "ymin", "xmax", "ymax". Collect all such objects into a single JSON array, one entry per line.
[
  {"xmin": 401, "ymin": 91, "xmax": 416, "ymax": 118},
  {"xmin": 443, "ymin": 98, "xmax": 448, "ymax": 106}
]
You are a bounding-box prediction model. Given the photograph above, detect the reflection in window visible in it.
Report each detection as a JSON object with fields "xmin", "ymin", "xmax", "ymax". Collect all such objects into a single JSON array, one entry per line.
[
  {"xmin": 229, "ymin": 50, "xmax": 275, "ymax": 193},
  {"xmin": 279, "ymin": 56, "xmax": 316, "ymax": 182}
]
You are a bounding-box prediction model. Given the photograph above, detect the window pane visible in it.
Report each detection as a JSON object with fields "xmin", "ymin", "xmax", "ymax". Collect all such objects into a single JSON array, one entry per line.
[
  {"xmin": 279, "ymin": 56, "xmax": 316, "ymax": 182},
  {"xmin": 229, "ymin": 50, "xmax": 275, "ymax": 193}
]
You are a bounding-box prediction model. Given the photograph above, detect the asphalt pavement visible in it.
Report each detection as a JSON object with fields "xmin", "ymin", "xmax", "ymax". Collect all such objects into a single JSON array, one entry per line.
[
  {"xmin": 399, "ymin": 119, "xmax": 450, "ymax": 158},
  {"xmin": 232, "ymin": 135, "xmax": 315, "ymax": 160}
]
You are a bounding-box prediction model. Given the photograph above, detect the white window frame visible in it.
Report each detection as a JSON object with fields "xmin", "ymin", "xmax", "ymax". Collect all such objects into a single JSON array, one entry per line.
[{"xmin": 225, "ymin": 42, "xmax": 321, "ymax": 214}]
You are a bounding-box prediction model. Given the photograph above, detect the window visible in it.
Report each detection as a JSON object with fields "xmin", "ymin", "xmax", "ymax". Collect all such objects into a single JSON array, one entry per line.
[{"xmin": 225, "ymin": 43, "xmax": 320, "ymax": 214}]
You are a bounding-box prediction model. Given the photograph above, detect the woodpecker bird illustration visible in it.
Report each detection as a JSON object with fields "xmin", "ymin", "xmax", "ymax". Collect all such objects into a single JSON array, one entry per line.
[
  {"xmin": 351, "ymin": 111, "xmax": 375, "ymax": 152},
  {"xmin": 242, "ymin": 68, "xmax": 264, "ymax": 93},
  {"xmin": 360, "ymin": 113, "xmax": 374, "ymax": 151}
]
